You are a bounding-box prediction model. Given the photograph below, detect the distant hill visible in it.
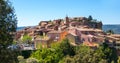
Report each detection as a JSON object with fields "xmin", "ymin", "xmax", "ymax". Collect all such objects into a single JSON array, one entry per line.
[
  {"xmin": 17, "ymin": 26, "xmax": 35, "ymax": 31},
  {"xmin": 17, "ymin": 27, "xmax": 25, "ymax": 31},
  {"xmin": 102, "ymin": 24, "xmax": 120, "ymax": 34}
]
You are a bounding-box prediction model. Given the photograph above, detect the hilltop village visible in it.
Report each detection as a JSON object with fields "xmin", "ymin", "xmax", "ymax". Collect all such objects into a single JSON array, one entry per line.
[{"xmin": 15, "ymin": 16, "xmax": 120, "ymax": 50}]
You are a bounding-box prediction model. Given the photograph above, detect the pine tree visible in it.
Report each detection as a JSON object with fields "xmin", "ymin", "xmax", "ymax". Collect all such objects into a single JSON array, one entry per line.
[
  {"xmin": 0, "ymin": 0, "xmax": 18, "ymax": 63},
  {"xmin": 88, "ymin": 15, "xmax": 93, "ymax": 21}
]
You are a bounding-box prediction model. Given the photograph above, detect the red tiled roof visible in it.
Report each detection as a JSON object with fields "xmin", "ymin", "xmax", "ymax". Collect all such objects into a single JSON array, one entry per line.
[{"xmin": 48, "ymin": 31, "xmax": 62, "ymax": 34}]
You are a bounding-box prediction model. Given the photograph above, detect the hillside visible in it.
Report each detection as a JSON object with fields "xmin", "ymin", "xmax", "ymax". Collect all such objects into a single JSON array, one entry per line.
[{"xmin": 102, "ymin": 25, "xmax": 120, "ymax": 34}]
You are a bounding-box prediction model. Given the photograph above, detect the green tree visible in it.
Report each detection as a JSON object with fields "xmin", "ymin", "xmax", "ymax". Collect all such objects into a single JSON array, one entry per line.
[
  {"xmin": 26, "ymin": 58, "xmax": 39, "ymax": 63},
  {"xmin": 106, "ymin": 30, "xmax": 114, "ymax": 34},
  {"xmin": 59, "ymin": 55, "xmax": 74, "ymax": 63},
  {"xmin": 59, "ymin": 38, "xmax": 75, "ymax": 56},
  {"xmin": 31, "ymin": 47, "xmax": 63, "ymax": 63},
  {"xmin": 60, "ymin": 43, "xmax": 117, "ymax": 63},
  {"xmin": 94, "ymin": 42, "xmax": 118, "ymax": 63},
  {"xmin": 31, "ymin": 38, "xmax": 74, "ymax": 63},
  {"xmin": 74, "ymin": 45, "xmax": 94, "ymax": 63},
  {"xmin": 17, "ymin": 56, "xmax": 26, "ymax": 63},
  {"xmin": 0, "ymin": 0, "xmax": 18, "ymax": 63},
  {"xmin": 88, "ymin": 15, "xmax": 93, "ymax": 21},
  {"xmin": 22, "ymin": 34, "xmax": 32, "ymax": 44},
  {"xmin": 59, "ymin": 45, "xmax": 95, "ymax": 63},
  {"xmin": 30, "ymin": 39, "xmax": 118, "ymax": 63}
]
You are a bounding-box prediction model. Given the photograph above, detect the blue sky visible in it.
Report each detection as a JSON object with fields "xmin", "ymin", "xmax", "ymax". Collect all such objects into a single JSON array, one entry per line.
[{"xmin": 11, "ymin": 0, "xmax": 120, "ymax": 27}]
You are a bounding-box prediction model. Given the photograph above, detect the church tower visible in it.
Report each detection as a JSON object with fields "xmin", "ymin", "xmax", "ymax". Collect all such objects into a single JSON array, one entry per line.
[{"xmin": 65, "ymin": 15, "xmax": 69, "ymax": 26}]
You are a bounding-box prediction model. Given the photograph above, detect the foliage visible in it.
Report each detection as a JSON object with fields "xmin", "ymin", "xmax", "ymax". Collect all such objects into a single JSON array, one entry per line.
[
  {"xmin": 0, "ymin": 0, "xmax": 18, "ymax": 63},
  {"xmin": 21, "ymin": 50, "xmax": 35, "ymax": 59},
  {"xmin": 17, "ymin": 56, "xmax": 26, "ymax": 63},
  {"xmin": 59, "ymin": 42, "xmax": 118, "ymax": 63},
  {"xmin": 59, "ymin": 55, "xmax": 74, "ymax": 63},
  {"xmin": 60, "ymin": 45, "xmax": 95, "ymax": 63},
  {"xmin": 22, "ymin": 34, "xmax": 32, "ymax": 44},
  {"xmin": 31, "ymin": 48, "xmax": 63, "ymax": 63},
  {"xmin": 59, "ymin": 38, "xmax": 75, "ymax": 56},
  {"xmin": 106, "ymin": 29, "xmax": 114, "ymax": 34},
  {"xmin": 0, "ymin": 0, "xmax": 17, "ymax": 47},
  {"xmin": 18, "ymin": 56, "xmax": 39, "ymax": 63},
  {"xmin": 100, "ymin": 42, "xmax": 117, "ymax": 63},
  {"xmin": 88, "ymin": 15, "xmax": 93, "ymax": 21},
  {"xmin": 31, "ymin": 38, "xmax": 75, "ymax": 63},
  {"xmin": 26, "ymin": 58, "xmax": 39, "ymax": 63},
  {"xmin": 0, "ymin": 49, "xmax": 19, "ymax": 63},
  {"xmin": 29, "ymin": 38, "xmax": 118, "ymax": 63},
  {"xmin": 12, "ymin": 40, "xmax": 17, "ymax": 45}
]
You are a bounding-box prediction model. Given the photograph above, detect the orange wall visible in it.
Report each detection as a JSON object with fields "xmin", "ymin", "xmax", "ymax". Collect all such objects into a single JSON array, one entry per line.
[{"xmin": 59, "ymin": 31, "xmax": 68, "ymax": 41}]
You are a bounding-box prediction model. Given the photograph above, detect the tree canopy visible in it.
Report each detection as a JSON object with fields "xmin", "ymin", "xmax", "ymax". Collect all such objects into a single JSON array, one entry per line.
[
  {"xmin": 106, "ymin": 29, "xmax": 114, "ymax": 34},
  {"xmin": 88, "ymin": 15, "xmax": 93, "ymax": 21},
  {"xmin": 0, "ymin": 0, "xmax": 17, "ymax": 48},
  {"xmin": 29, "ymin": 38, "xmax": 118, "ymax": 63},
  {"xmin": 0, "ymin": 0, "xmax": 18, "ymax": 63}
]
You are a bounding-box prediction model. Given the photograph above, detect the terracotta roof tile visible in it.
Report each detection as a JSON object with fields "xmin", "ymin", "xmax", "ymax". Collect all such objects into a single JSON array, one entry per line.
[{"xmin": 48, "ymin": 31, "xmax": 62, "ymax": 34}]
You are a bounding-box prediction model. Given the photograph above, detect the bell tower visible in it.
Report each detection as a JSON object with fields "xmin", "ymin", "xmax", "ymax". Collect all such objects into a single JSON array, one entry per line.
[{"xmin": 65, "ymin": 15, "xmax": 69, "ymax": 26}]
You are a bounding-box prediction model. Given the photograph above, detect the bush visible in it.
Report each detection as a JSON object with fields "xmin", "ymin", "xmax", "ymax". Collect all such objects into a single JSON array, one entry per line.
[
  {"xmin": 26, "ymin": 58, "xmax": 38, "ymax": 63},
  {"xmin": 17, "ymin": 56, "xmax": 26, "ymax": 63}
]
